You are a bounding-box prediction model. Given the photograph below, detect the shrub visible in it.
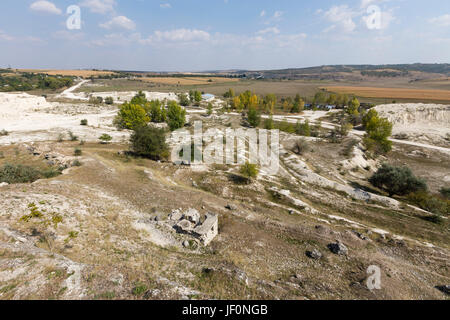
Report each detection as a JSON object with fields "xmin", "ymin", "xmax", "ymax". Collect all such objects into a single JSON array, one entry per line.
[
  {"xmin": 178, "ymin": 93, "xmax": 190, "ymax": 107},
  {"xmin": 68, "ymin": 131, "xmax": 79, "ymax": 141},
  {"xmin": 295, "ymin": 120, "xmax": 311, "ymax": 137},
  {"xmin": 0, "ymin": 129, "xmax": 8, "ymax": 136},
  {"xmin": 130, "ymin": 126, "xmax": 169, "ymax": 160},
  {"xmin": 239, "ymin": 162, "xmax": 259, "ymax": 180},
  {"xmin": 74, "ymin": 148, "xmax": 82, "ymax": 156},
  {"xmin": 105, "ymin": 97, "xmax": 114, "ymax": 105},
  {"xmin": 440, "ymin": 187, "xmax": 450, "ymax": 200},
  {"xmin": 0, "ymin": 164, "xmax": 41, "ymax": 184},
  {"xmin": 166, "ymin": 101, "xmax": 186, "ymax": 131},
  {"xmin": 247, "ymin": 106, "xmax": 261, "ymax": 127},
  {"xmin": 369, "ymin": 164, "xmax": 427, "ymax": 197},
  {"xmin": 80, "ymin": 119, "xmax": 88, "ymax": 126},
  {"xmin": 99, "ymin": 134, "xmax": 112, "ymax": 144},
  {"xmin": 408, "ymin": 191, "xmax": 449, "ymax": 216},
  {"xmin": 72, "ymin": 159, "xmax": 82, "ymax": 167},
  {"xmin": 0, "ymin": 163, "xmax": 61, "ymax": 184},
  {"xmin": 264, "ymin": 117, "xmax": 274, "ymax": 130},
  {"xmin": 57, "ymin": 133, "xmax": 64, "ymax": 142},
  {"xmin": 207, "ymin": 103, "xmax": 213, "ymax": 116},
  {"xmin": 114, "ymin": 102, "xmax": 150, "ymax": 130},
  {"xmin": 292, "ymin": 138, "xmax": 310, "ymax": 155}
]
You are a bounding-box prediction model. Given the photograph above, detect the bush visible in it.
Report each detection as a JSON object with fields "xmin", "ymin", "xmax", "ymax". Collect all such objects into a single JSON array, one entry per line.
[
  {"xmin": 105, "ymin": 97, "xmax": 114, "ymax": 105},
  {"xmin": 130, "ymin": 126, "xmax": 169, "ymax": 160},
  {"xmin": 247, "ymin": 106, "xmax": 261, "ymax": 127},
  {"xmin": 68, "ymin": 131, "xmax": 79, "ymax": 141},
  {"xmin": 99, "ymin": 134, "xmax": 112, "ymax": 144},
  {"xmin": 80, "ymin": 119, "xmax": 88, "ymax": 126},
  {"xmin": 440, "ymin": 187, "xmax": 450, "ymax": 200},
  {"xmin": 178, "ymin": 93, "xmax": 190, "ymax": 106},
  {"xmin": 292, "ymin": 138, "xmax": 310, "ymax": 155},
  {"xmin": 239, "ymin": 162, "xmax": 259, "ymax": 180},
  {"xmin": 0, "ymin": 163, "xmax": 61, "ymax": 184},
  {"xmin": 74, "ymin": 148, "xmax": 82, "ymax": 156},
  {"xmin": 207, "ymin": 103, "xmax": 213, "ymax": 116},
  {"xmin": 369, "ymin": 164, "xmax": 427, "ymax": 197},
  {"xmin": 295, "ymin": 120, "xmax": 311, "ymax": 136},
  {"xmin": 166, "ymin": 101, "xmax": 186, "ymax": 131},
  {"xmin": 264, "ymin": 117, "xmax": 274, "ymax": 130},
  {"xmin": 408, "ymin": 191, "xmax": 449, "ymax": 216},
  {"xmin": 0, "ymin": 129, "xmax": 8, "ymax": 136}
]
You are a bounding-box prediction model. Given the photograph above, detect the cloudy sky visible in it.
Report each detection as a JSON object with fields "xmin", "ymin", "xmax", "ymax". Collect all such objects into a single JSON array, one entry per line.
[{"xmin": 0, "ymin": 0, "xmax": 449, "ymax": 71}]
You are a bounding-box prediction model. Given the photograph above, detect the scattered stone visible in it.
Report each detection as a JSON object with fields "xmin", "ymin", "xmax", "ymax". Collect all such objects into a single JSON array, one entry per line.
[
  {"xmin": 225, "ymin": 203, "xmax": 237, "ymax": 211},
  {"xmin": 353, "ymin": 231, "xmax": 368, "ymax": 241},
  {"xmin": 0, "ymin": 182, "xmax": 9, "ymax": 187},
  {"xmin": 288, "ymin": 209, "xmax": 295, "ymax": 215},
  {"xmin": 328, "ymin": 241, "xmax": 348, "ymax": 255},
  {"xmin": 182, "ymin": 240, "xmax": 190, "ymax": 248},
  {"xmin": 306, "ymin": 249, "xmax": 322, "ymax": 260}
]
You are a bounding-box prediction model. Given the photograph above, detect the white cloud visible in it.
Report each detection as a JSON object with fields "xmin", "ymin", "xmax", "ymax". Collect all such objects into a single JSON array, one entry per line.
[
  {"xmin": 257, "ymin": 27, "xmax": 280, "ymax": 35},
  {"xmin": 30, "ymin": 1, "xmax": 62, "ymax": 15},
  {"xmin": 100, "ymin": 16, "xmax": 136, "ymax": 31},
  {"xmin": 160, "ymin": 3, "xmax": 171, "ymax": 9},
  {"xmin": 0, "ymin": 30, "xmax": 14, "ymax": 41},
  {"xmin": 429, "ymin": 14, "xmax": 450, "ymax": 27},
  {"xmin": 152, "ymin": 29, "xmax": 211, "ymax": 42},
  {"xmin": 323, "ymin": 5, "xmax": 356, "ymax": 33},
  {"xmin": 80, "ymin": 0, "xmax": 116, "ymax": 14}
]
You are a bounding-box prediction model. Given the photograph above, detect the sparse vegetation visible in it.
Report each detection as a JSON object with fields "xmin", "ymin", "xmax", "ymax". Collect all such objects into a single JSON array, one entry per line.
[
  {"xmin": 80, "ymin": 119, "xmax": 88, "ymax": 126},
  {"xmin": 0, "ymin": 163, "xmax": 61, "ymax": 184},
  {"xmin": 292, "ymin": 138, "xmax": 310, "ymax": 155},
  {"xmin": 99, "ymin": 134, "xmax": 113, "ymax": 144}
]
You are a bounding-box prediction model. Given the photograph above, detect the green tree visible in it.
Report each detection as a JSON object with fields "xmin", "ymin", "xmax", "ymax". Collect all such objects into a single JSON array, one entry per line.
[
  {"xmin": 105, "ymin": 97, "xmax": 114, "ymax": 105},
  {"xmin": 347, "ymin": 97, "xmax": 360, "ymax": 115},
  {"xmin": 99, "ymin": 134, "xmax": 113, "ymax": 144},
  {"xmin": 223, "ymin": 88, "xmax": 235, "ymax": 98},
  {"xmin": 247, "ymin": 106, "xmax": 261, "ymax": 127},
  {"xmin": 130, "ymin": 91, "xmax": 148, "ymax": 107},
  {"xmin": 364, "ymin": 113, "xmax": 393, "ymax": 154},
  {"xmin": 194, "ymin": 91, "xmax": 202, "ymax": 103},
  {"xmin": 264, "ymin": 116, "xmax": 274, "ymax": 130},
  {"xmin": 166, "ymin": 101, "xmax": 186, "ymax": 131},
  {"xmin": 178, "ymin": 93, "xmax": 190, "ymax": 106},
  {"xmin": 149, "ymin": 100, "xmax": 166, "ymax": 123},
  {"xmin": 130, "ymin": 126, "xmax": 169, "ymax": 160},
  {"xmin": 369, "ymin": 164, "xmax": 427, "ymax": 197},
  {"xmin": 114, "ymin": 102, "xmax": 150, "ymax": 130}
]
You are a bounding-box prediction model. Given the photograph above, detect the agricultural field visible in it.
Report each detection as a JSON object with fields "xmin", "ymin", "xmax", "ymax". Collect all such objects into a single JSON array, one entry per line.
[
  {"xmin": 17, "ymin": 69, "xmax": 116, "ymax": 78},
  {"xmin": 140, "ymin": 77, "xmax": 239, "ymax": 86}
]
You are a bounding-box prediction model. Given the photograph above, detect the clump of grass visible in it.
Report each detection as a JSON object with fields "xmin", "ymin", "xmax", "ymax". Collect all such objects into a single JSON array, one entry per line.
[
  {"xmin": 68, "ymin": 131, "xmax": 79, "ymax": 141},
  {"xmin": 74, "ymin": 148, "xmax": 82, "ymax": 156},
  {"xmin": 132, "ymin": 283, "xmax": 148, "ymax": 296},
  {"xmin": 80, "ymin": 119, "xmax": 88, "ymax": 126},
  {"xmin": 72, "ymin": 159, "xmax": 82, "ymax": 167}
]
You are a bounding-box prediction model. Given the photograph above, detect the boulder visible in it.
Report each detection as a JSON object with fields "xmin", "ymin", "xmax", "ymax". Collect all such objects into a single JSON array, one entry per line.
[
  {"xmin": 328, "ymin": 241, "xmax": 348, "ymax": 255},
  {"xmin": 306, "ymin": 249, "xmax": 322, "ymax": 260},
  {"xmin": 183, "ymin": 208, "xmax": 200, "ymax": 224}
]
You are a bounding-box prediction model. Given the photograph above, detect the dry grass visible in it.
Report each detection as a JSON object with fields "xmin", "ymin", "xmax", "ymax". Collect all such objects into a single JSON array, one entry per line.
[
  {"xmin": 323, "ymin": 86, "xmax": 450, "ymax": 102},
  {"xmin": 141, "ymin": 77, "xmax": 239, "ymax": 85}
]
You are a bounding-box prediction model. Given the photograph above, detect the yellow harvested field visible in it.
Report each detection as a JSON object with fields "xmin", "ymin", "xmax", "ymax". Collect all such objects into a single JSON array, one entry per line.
[
  {"xmin": 322, "ymin": 86, "xmax": 450, "ymax": 101},
  {"xmin": 17, "ymin": 69, "xmax": 115, "ymax": 77},
  {"xmin": 141, "ymin": 77, "xmax": 239, "ymax": 85}
]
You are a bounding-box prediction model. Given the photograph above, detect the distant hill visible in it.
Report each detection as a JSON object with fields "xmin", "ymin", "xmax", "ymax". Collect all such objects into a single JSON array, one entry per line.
[{"xmin": 217, "ymin": 63, "xmax": 450, "ymax": 80}]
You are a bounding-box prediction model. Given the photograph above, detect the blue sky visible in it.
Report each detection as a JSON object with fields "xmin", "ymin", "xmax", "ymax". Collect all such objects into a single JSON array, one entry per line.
[{"xmin": 0, "ymin": 0, "xmax": 449, "ymax": 71}]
